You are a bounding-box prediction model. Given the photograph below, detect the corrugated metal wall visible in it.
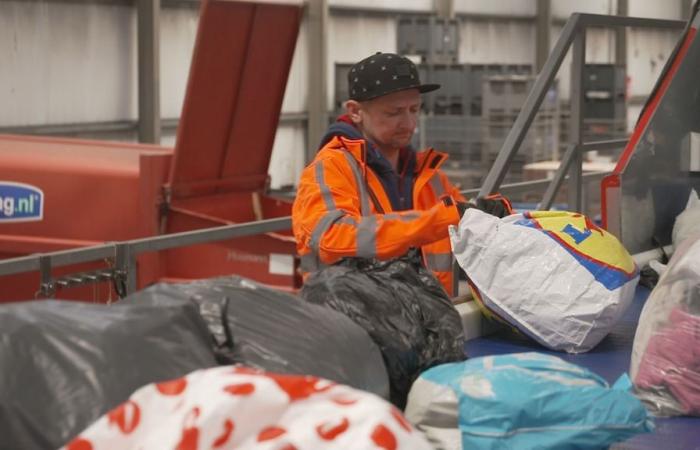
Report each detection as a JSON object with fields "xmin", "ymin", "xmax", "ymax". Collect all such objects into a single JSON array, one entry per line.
[
  {"xmin": 160, "ymin": 7, "xmax": 197, "ymax": 124},
  {"xmin": 458, "ymin": 20, "xmax": 535, "ymax": 64},
  {"xmin": 326, "ymin": 14, "xmax": 398, "ymax": 110},
  {"xmin": 455, "ymin": 0, "xmax": 536, "ymax": 16},
  {"xmin": 0, "ymin": 1, "xmax": 137, "ymax": 127}
]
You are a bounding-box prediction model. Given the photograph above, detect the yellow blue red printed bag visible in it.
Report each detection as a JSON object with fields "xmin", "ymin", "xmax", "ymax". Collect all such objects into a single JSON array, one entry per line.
[{"xmin": 450, "ymin": 209, "xmax": 639, "ymax": 353}]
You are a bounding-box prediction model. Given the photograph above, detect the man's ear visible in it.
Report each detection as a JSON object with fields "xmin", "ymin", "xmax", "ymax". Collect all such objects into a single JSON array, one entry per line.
[{"xmin": 345, "ymin": 100, "xmax": 363, "ymax": 125}]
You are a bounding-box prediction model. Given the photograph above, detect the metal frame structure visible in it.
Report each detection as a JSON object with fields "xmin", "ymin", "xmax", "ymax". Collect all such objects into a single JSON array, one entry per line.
[
  {"xmin": 138, "ymin": 0, "xmax": 161, "ymax": 144},
  {"xmin": 0, "ymin": 113, "xmax": 308, "ymax": 139},
  {"xmin": 0, "ymin": 13, "xmax": 686, "ymax": 300},
  {"xmin": 0, "ymin": 173, "xmax": 606, "ymax": 299},
  {"xmin": 477, "ymin": 13, "xmax": 684, "ymax": 202},
  {"xmin": 538, "ymin": 139, "xmax": 626, "ymax": 210},
  {"xmin": 0, "ymin": 218, "xmax": 291, "ymax": 298}
]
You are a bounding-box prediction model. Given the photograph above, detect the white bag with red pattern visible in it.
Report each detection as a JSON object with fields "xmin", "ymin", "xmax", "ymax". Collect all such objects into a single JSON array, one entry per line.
[{"xmin": 61, "ymin": 365, "xmax": 433, "ymax": 450}]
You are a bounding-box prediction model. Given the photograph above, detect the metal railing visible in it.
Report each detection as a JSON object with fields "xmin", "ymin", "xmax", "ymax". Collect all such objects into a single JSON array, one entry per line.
[
  {"xmin": 537, "ymin": 138, "xmax": 626, "ymax": 210},
  {"xmin": 0, "ymin": 172, "xmax": 605, "ymax": 299},
  {"xmin": 0, "ymin": 13, "xmax": 685, "ymax": 299},
  {"xmin": 0, "ymin": 217, "xmax": 292, "ymax": 298},
  {"xmin": 478, "ymin": 13, "xmax": 684, "ymax": 208}
]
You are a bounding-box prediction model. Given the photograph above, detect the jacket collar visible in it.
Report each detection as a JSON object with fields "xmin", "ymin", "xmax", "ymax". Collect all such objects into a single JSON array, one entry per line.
[{"xmin": 320, "ymin": 115, "xmax": 447, "ymax": 174}]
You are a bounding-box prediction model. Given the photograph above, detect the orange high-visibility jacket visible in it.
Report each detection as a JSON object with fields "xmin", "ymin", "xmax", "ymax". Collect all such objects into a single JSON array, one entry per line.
[{"xmin": 292, "ymin": 135, "xmax": 466, "ymax": 295}]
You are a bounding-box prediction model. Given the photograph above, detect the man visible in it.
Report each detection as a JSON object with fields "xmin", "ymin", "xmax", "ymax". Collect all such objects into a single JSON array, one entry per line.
[{"xmin": 292, "ymin": 52, "xmax": 509, "ymax": 295}]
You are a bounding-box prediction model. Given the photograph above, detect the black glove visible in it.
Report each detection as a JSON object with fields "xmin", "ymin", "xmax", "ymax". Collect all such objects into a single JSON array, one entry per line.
[
  {"xmin": 443, "ymin": 196, "xmax": 469, "ymax": 218},
  {"xmin": 456, "ymin": 201, "xmax": 469, "ymax": 218},
  {"xmin": 457, "ymin": 195, "xmax": 513, "ymax": 219},
  {"xmin": 475, "ymin": 197, "xmax": 509, "ymax": 218}
]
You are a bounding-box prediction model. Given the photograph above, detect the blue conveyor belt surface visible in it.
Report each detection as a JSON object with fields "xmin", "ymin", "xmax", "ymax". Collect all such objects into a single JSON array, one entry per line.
[{"xmin": 464, "ymin": 286, "xmax": 700, "ymax": 450}]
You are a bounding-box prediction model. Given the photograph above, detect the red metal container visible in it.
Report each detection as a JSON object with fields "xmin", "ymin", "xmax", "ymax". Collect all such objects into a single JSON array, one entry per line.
[{"xmin": 0, "ymin": 0, "xmax": 303, "ymax": 301}]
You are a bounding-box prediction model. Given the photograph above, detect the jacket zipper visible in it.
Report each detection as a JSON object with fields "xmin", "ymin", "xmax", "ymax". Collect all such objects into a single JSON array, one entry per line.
[{"xmin": 359, "ymin": 141, "xmax": 387, "ymax": 214}]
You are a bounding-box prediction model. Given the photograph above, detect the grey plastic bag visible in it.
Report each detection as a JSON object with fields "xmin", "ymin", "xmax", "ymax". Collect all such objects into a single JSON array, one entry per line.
[
  {"xmin": 124, "ymin": 277, "xmax": 390, "ymax": 399},
  {"xmin": 0, "ymin": 298, "xmax": 217, "ymax": 450}
]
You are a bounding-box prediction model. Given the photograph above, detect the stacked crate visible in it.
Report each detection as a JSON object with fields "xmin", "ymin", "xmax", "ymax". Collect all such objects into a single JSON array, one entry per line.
[
  {"xmin": 397, "ymin": 14, "xmax": 537, "ymax": 189},
  {"xmin": 481, "ymin": 75, "xmax": 560, "ymax": 185},
  {"xmin": 332, "ymin": 15, "xmax": 562, "ymax": 190},
  {"xmin": 560, "ymin": 64, "xmax": 628, "ymax": 149},
  {"xmin": 397, "ymin": 16, "xmax": 459, "ymax": 64},
  {"xmin": 421, "ymin": 115, "xmax": 484, "ymax": 188},
  {"xmin": 582, "ymin": 64, "xmax": 627, "ymax": 141},
  {"xmin": 418, "ymin": 63, "xmax": 484, "ymax": 188}
]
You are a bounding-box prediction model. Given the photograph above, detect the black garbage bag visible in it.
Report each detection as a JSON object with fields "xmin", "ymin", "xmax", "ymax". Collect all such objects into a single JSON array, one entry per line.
[
  {"xmin": 0, "ymin": 298, "xmax": 217, "ymax": 450},
  {"xmin": 300, "ymin": 253, "xmax": 467, "ymax": 409},
  {"xmin": 123, "ymin": 277, "xmax": 390, "ymax": 399}
]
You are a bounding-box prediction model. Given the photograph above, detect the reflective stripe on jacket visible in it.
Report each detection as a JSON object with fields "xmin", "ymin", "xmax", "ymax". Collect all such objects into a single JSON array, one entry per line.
[{"xmin": 292, "ymin": 135, "xmax": 466, "ymax": 295}]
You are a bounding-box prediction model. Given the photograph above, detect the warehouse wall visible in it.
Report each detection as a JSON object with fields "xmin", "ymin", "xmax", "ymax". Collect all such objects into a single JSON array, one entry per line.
[
  {"xmin": 0, "ymin": 1, "xmax": 137, "ymax": 127},
  {"xmin": 454, "ymin": 0, "xmax": 536, "ymax": 17},
  {"xmin": 326, "ymin": 14, "xmax": 398, "ymax": 111},
  {"xmin": 0, "ymin": 0, "xmax": 311, "ymax": 188},
  {"xmin": 159, "ymin": 6, "xmax": 197, "ymax": 122},
  {"xmin": 458, "ymin": 20, "xmax": 535, "ymax": 64},
  {"xmin": 0, "ymin": 0, "xmax": 690, "ymax": 188},
  {"xmin": 552, "ymin": 0, "xmax": 684, "ymax": 134},
  {"xmin": 270, "ymin": 16, "xmax": 310, "ymax": 189},
  {"xmin": 328, "ymin": 0, "xmax": 431, "ymax": 12}
]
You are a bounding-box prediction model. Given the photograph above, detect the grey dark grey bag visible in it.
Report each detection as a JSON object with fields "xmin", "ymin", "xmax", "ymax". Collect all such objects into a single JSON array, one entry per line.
[
  {"xmin": 0, "ymin": 298, "xmax": 217, "ymax": 450},
  {"xmin": 125, "ymin": 277, "xmax": 390, "ymax": 399}
]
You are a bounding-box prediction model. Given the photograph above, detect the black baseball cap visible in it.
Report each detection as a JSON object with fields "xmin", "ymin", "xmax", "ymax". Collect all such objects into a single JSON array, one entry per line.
[{"xmin": 348, "ymin": 52, "xmax": 440, "ymax": 101}]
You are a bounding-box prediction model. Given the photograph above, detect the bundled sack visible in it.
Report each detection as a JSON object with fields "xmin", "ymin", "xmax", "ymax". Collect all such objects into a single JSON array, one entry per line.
[
  {"xmin": 301, "ymin": 253, "xmax": 466, "ymax": 409},
  {"xmin": 62, "ymin": 365, "xmax": 433, "ymax": 450},
  {"xmin": 0, "ymin": 298, "xmax": 217, "ymax": 450},
  {"xmin": 672, "ymin": 189, "xmax": 700, "ymax": 251},
  {"xmin": 631, "ymin": 233, "xmax": 700, "ymax": 416},
  {"xmin": 124, "ymin": 277, "xmax": 389, "ymax": 400},
  {"xmin": 405, "ymin": 352, "xmax": 653, "ymax": 450},
  {"xmin": 451, "ymin": 209, "xmax": 639, "ymax": 353}
]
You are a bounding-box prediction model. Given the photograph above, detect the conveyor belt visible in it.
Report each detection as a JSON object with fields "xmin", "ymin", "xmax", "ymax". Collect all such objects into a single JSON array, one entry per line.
[{"xmin": 464, "ymin": 286, "xmax": 700, "ymax": 450}]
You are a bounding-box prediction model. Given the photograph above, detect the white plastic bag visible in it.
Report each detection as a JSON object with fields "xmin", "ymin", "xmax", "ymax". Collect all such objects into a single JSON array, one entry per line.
[
  {"xmin": 450, "ymin": 210, "xmax": 639, "ymax": 353},
  {"xmin": 672, "ymin": 189, "xmax": 700, "ymax": 251},
  {"xmin": 630, "ymin": 233, "xmax": 700, "ymax": 416}
]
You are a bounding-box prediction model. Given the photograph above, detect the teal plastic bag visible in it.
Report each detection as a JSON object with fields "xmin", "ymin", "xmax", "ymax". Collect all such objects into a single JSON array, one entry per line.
[{"xmin": 418, "ymin": 353, "xmax": 653, "ymax": 450}]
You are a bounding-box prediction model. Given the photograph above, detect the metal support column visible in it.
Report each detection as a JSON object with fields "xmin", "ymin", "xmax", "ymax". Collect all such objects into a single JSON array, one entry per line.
[
  {"xmin": 615, "ymin": 0, "xmax": 628, "ymax": 66},
  {"xmin": 137, "ymin": 0, "xmax": 161, "ymax": 144},
  {"xmin": 306, "ymin": 0, "xmax": 329, "ymax": 163},
  {"xmin": 38, "ymin": 256, "xmax": 55, "ymax": 298},
  {"xmin": 540, "ymin": 143, "xmax": 577, "ymax": 210},
  {"xmin": 536, "ymin": 0, "xmax": 551, "ymax": 73},
  {"xmin": 435, "ymin": 0, "xmax": 455, "ymax": 19},
  {"xmin": 568, "ymin": 30, "xmax": 586, "ymax": 213},
  {"xmin": 682, "ymin": 0, "xmax": 694, "ymax": 19},
  {"xmin": 115, "ymin": 244, "xmax": 138, "ymax": 297},
  {"xmin": 478, "ymin": 15, "xmax": 582, "ymax": 198}
]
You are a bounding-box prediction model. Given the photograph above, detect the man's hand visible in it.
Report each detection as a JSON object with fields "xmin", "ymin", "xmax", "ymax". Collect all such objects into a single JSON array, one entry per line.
[
  {"xmin": 456, "ymin": 201, "xmax": 469, "ymax": 218},
  {"xmin": 457, "ymin": 194, "xmax": 513, "ymax": 219}
]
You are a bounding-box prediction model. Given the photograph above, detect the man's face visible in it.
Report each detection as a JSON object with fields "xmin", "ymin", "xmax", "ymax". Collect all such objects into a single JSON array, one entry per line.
[{"xmin": 349, "ymin": 88, "xmax": 421, "ymax": 150}]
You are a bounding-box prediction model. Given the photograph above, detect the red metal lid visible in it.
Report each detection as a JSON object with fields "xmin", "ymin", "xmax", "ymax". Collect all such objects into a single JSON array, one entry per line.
[{"xmin": 168, "ymin": 0, "xmax": 303, "ymax": 198}]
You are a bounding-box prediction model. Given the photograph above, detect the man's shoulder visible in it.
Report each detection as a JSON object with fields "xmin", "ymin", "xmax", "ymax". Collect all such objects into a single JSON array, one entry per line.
[
  {"xmin": 314, "ymin": 142, "xmax": 347, "ymax": 163},
  {"xmin": 301, "ymin": 144, "xmax": 350, "ymax": 177}
]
